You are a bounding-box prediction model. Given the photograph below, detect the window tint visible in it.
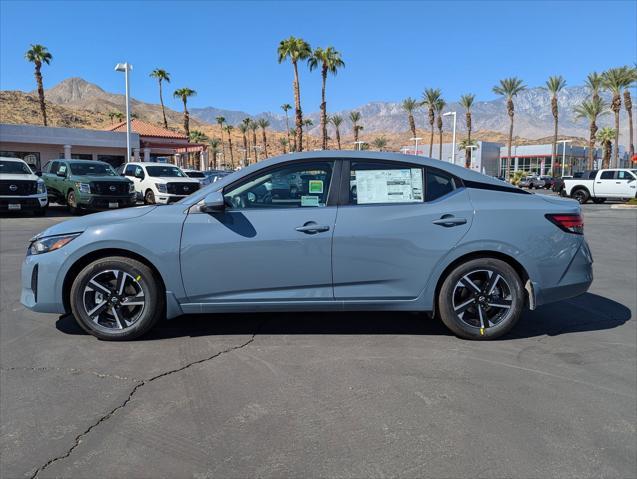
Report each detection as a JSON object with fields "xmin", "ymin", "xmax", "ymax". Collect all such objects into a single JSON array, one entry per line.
[
  {"xmin": 600, "ymin": 171, "xmax": 615, "ymax": 180},
  {"xmin": 0, "ymin": 160, "xmax": 32, "ymax": 174},
  {"xmin": 124, "ymin": 164, "xmax": 136, "ymax": 176},
  {"xmin": 48, "ymin": 161, "xmax": 59, "ymax": 174},
  {"xmin": 68, "ymin": 162, "xmax": 116, "ymax": 176},
  {"xmin": 617, "ymin": 170, "xmax": 636, "ymax": 180},
  {"xmin": 146, "ymin": 165, "xmax": 186, "ymax": 177},
  {"xmin": 426, "ymin": 169, "xmax": 455, "ymax": 201},
  {"xmin": 57, "ymin": 164, "xmax": 68, "ymax": 176},
  {"xmin": 134, "ymin": 166, "xmax": 144, "ymax": 178},
  {"xmin": 224, "ymin": 161, "xmax": 333, "ymax": 209},
  {"xmin": 349, "ymin": 161, "xmax": 423, "ymax": 205}
]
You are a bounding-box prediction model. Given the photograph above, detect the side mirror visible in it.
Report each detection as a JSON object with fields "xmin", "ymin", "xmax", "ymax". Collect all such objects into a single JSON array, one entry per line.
[{"xmin": 200, "ymin": 191, "xmax": 226, "ymax": 213}]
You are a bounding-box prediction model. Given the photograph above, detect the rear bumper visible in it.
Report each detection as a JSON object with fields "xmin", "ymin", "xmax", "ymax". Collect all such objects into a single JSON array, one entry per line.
[
  {"xmin": 533, "ymin": 239, "xmax": 593, "ymax": 307},
  {"xmin": 0, "ymin": 194, "xmax": 48, "ymax": 211}
]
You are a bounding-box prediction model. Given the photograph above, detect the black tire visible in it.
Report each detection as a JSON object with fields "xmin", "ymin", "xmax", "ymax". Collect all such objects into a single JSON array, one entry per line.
[
  {"xmin": 67, "ymin": 190, "xmax": 80, "ymax": 215},
  {"xmin": 438, "ymin": 258, "xmax": 524, "ymax": 340},
  {"xmin": 592, "ymin": 198, "xmax": 606, "ymax": 204},
  {"xmin": 69, "ymin": 256, "xmax": 164, "ymax": 340},
  {"xmin": 571, "ymin": 188, "xmax": 589, "ymax": 204},
  {"xmin": 144, "ymin": 189, "xmax": 155, "ymax": 205}
]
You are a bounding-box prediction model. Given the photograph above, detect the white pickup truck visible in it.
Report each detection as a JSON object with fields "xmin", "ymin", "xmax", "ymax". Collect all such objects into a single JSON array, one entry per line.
[{"xmin": 563, "ymin": 168, "xmax": 637, "ymax": 204}]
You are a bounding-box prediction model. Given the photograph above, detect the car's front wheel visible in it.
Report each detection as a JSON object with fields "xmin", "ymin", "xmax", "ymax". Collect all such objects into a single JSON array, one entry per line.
[
  {"xmin": 144, "ymin": 189, "xmax": 156, "ymax": 205},
  {"xmin": 67, "ymin": 190, "xmax": 80, "ymax": 215},
  {"xmin": 69, "ymin": 256, "xmax": 164, "ymax": 340},
  {"xmin": 438, "ymin": 258, "xmax": 524, "ymax": 340}
]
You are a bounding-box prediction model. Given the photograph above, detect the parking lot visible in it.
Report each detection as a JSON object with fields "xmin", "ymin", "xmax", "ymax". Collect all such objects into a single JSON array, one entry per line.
[{"xmin": 1, "ymin": 200, "xmax": 635, "ymax": 478}]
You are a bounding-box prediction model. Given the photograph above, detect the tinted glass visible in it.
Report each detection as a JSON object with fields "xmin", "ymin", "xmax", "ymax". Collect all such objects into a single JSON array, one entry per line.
[
  {"xmin": 186, "ymin": 171, "xmax": 206, "ymax": 178},
  {"xmin": 350, "ymin": 161, "xmax": 424, "ymax": 205},
  {"xmin": 224, "ymin": 161, "xmax": 333, "ymax": 209},
  {"xmin": 124, "ymin": 164, "xmax": 136, "ymax": 176},
  {"xmin": 48, "ymin": 161, "xmax": 59, "ymax": 174},
  {"xmin": 146, "ymin": 165, "xmax": 187, "ymax": 177},
  {"xmin": 426, "ymin": 169, "xmax": 455, "ymax": 201},
  {"xmin": 600, "ymin": 171, "xmax": 615, "ymax": 180},
  {"xmin": 617, "ymin": 170, "xmax": 636, "ymax": 180},
  {"xmin": 68, "ymin": 162, "xmax": 117, "ymax": 176},
  {"xmin": 0, "ymin": 160, "xmax": 32, "ymax": 174}
]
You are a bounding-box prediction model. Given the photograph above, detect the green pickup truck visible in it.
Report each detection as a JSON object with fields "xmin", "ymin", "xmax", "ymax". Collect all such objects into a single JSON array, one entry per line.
[{"xmin": 42, "ymin": 159, "xmax": 136, "ymax": 214}]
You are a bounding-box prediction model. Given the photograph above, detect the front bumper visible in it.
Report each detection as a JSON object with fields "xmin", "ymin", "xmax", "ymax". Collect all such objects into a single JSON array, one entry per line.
[
  {"xmin": 155, "ymin": 194, "xmax": 186, "ymax": 204},
  {"xmin": 0, "ymin": 194, "xmax": 48, "ymax": 211},
  {"xmin": 21, "ymin": 249, "xmax": 67, "ymax": 314},
  {"xmin": 78, "ymin": 194, "xmax": 137, "ymax": 210}
]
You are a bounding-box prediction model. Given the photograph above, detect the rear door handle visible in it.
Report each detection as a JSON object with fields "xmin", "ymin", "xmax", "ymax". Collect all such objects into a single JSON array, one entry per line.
[
  {"xmin": 432, "ymin": 215, "xmax": 467, "ymax": 227},
  {"xmin": 295, "ymin": 222, "xmax": 330, "ymax": 234}
]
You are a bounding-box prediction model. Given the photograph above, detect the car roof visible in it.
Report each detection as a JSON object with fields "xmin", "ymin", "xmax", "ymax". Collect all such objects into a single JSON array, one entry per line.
[
  {"xmin": 237, "ymin": 151, "xmax": 508, "ymax": 187},
  {"xmin": 64, "ymin": 159, "xmax": 110, "ymax": 165}
]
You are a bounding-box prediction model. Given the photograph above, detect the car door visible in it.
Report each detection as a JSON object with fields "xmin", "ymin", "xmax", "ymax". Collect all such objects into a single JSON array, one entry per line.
[
  {"xmin": 180, "ymin": 159, "xmax": 339, "ymax": 303},
  {"xmin": 616, "ymin": 170, "xmax": 637, "ymax": 197},
  {"xmin": 42, "ymin": 161, "xmax": 60, "ymax": 198},
  {"xmin": 594, "ymin": 170, "xmax": 621, "ymax": 197},
  {"xmin": 332, "ymin": 160, "xmax": 473, "ymax": 300},
  {"xmin": 126, "ymin": 165, "xmax": 145, "ymax": 197}
]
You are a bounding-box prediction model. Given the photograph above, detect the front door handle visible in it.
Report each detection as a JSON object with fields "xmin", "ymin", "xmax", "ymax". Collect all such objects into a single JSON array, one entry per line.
[
  {"xmin": 432, "ymin": 215, "xmax": 467, "ymax": 227},
  {"xmin": 295, "ymin": 222, "xmax": 330, "ymax": 234}
]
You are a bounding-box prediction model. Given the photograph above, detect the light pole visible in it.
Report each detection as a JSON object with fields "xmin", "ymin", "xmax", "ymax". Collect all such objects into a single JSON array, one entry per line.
[
  {"xmin": 557, "ymin": 139, "xmax": 572, "ymax": 177},
  {"xmin": 114, "ymin": 62, "xmax": 133, "ymax": 162},
  {"xmin": 354, "ymin": 141, "xmax": 365, "ymax": 151},
  {"xmin": 443, "ymin": 111, "xmax": 456, "ymax": 164},
  {"xmin": 410, "ymin": 137, "xmax": 422, "ymax": 155}
]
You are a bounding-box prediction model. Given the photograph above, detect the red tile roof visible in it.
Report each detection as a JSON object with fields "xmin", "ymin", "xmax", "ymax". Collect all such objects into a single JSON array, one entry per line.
[{"xmin": 106, "ymin": 119, "xmax": 188, "ymax": 139}]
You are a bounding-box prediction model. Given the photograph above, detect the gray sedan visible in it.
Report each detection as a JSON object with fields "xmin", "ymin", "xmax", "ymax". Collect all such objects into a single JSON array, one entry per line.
[{"xmin": 21, "ymin": 152, "xmax": 593, "ymax": 341}]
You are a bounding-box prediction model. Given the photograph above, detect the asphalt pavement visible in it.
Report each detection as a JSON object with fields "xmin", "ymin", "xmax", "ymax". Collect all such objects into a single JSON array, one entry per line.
[{"xmin": 1, "ymin": 201, "xmax": 635, "ymax": 478}]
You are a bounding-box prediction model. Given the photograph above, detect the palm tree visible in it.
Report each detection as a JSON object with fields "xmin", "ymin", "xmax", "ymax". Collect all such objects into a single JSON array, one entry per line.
[
  {"xmin": 596, "ymin": 127, "xmax": 616, "ymax": 169},
  {"xmin": 459, "ymin": 94, "xmax": 476, "ymax": 168},
  {"xmin": 401, "ymin": 97, "xmax": 419, "ymax": 141},
  {"xmin": 586, "ymin": 71, "xmax": 603, "ymax": 102},
  {"xmin": 281, "ymin": 103, "xmax": 292, "ymax": 146},
  {"xmin": 602, "ymin": 67, "xmax": 631, "ymax": 167},
  {"xmin": 25, "ymin": 44, "xmax": 52, "ymax": 126},
  {"xmin": 208, "ymin": 138, "xmax": 221, "ymax": 169},
  {"xmin": 108, "ymin": 111, "xmax": 118, "ymax": 124},
  {"xmin": 330, "ymin": 115, "xmax": 343, "ymax": 149},
  {"xmin": 278, "ymin": 36, "xmax": 312, "ymax": 151},
  {"xmin": 372, "ymin": 136, "xmax": 388, "ymax": 151},
  {"xmin": 422, "ymin": 88, "xmax": 442, "ymax": 157},
  {"xmin": 349, "ymin": 111, "xmax": 362, "ymax": 148},
  {"xmin": 574, "ymin": 97, "xmax": 608, "ymax": 169},
  {"xmin": 189, "ymin": 130, "xmax": 209, "ymax": 169},
  {"xmin": 173, "ymin": 88, "xmax": 196, "ymax": 137},
  {"xmin": 215, "ymin": 116, "xmax": 226, "ymax": 159},
  {"xmin": 249, "ymin": 120, "xmax": 259, "ymax": 161},
  {"xmin": 289, "ymin": 128, "xmax": 297, "ymax": 151},
  {"xmin": 114, "ymin": 111, "xmax": 124, "ymax": 123},
  {"xmin": 492, "ymin": 77, "xmax": 526, "ymax": 179},
  {"xmin": 544, "ymin": 75, "xmax": 567, "ymax": 176},
  {"xmin": 303, "ymin": 118, "xmax": 314, "ymax": 150},
  {"xmin": 150, "ymin": 69, "xmax": 170, "ymax": 128},
  {"xmin": 223, "ymin": 125, "xmax": 235, "ymax": 169},
  {"xmin": 257, "ymin": 118, "xmax": 270, "ymax": 158},
  {"xmin": 278, "ymin": 137, "xmax": 289, "ymax": 154},
  {"xmin": 622, "ymin": 65, "xmax": 637, "ymax": 160},
  {"xmin": 308, "ymin": 46, "xmax": 345, "ymax": 149},
  {"xmin": 434, "ymin": 98, "xmax": 446, "ymax": 160},
  {"xmin": 238, "ymin": 122, "xmax": 249, "ymax": 166}
]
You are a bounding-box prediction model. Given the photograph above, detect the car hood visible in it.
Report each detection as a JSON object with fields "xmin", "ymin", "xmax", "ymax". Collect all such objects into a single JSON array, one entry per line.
[
  {"xmin": 69, "ymin": 175, "xmax": 131, "ymax": 182},
  {"xmin": 0, "ymin": 173, "xmax": 42, "ymax": 182},
  {"xmin": 35, "ymin": 205, "xmax": 158, "ymax": 238}
]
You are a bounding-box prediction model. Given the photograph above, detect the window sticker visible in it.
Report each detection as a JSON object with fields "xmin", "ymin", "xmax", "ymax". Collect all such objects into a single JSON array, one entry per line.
[
  {"xmin": 355, "ymin": 168, "xmax": 423, "ymax": 204},
  {"xmin": 301, "ymin": 195, "xmax": 320, "ymax": 207},
  {"xmin": 308, "ymin": 179, "xmax": 324, "ymax": 194}
]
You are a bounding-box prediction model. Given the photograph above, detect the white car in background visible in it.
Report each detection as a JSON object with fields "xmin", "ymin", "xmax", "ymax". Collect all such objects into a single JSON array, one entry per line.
[
  {"xmin": 121, "ymin": 162, "xmax": 200, "ymax": 205},
  {"xmin": 0, "ymin": 157, "xmax": 48, "ymax": 215},
  {"xmin": 563, "ymin": 168, "xmax": 637, "ymax": 204},
  {"xmin": 182, "ymin": 169, "xmax": 212, "ymax": 187}
]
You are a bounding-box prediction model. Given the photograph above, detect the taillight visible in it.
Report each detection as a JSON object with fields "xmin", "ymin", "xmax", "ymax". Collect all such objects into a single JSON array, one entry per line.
[{"xmin": 545, "ymin": 213, "xmax": 584, "ymax": 235}]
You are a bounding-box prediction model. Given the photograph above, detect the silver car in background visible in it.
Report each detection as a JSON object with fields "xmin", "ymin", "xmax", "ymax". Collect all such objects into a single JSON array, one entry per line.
[{"xmin": 21, "ymin": 152, "xmax": 593, "ymax": 341}]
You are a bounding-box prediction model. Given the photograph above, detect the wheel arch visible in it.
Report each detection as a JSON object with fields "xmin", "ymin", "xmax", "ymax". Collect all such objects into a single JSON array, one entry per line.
[
  {"xmin": 432, "ymin": 250, "xmax": 530, "ymax": 316},
  {"xmin": 62, "ymin": 248, "xmax": 166, "ymax": 314}
]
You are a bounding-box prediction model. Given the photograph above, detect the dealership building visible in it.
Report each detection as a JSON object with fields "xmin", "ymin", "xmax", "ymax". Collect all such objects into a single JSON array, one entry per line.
[{"xmin": 400, "ymin": 141, "xmax": 503, "ymax": 176}]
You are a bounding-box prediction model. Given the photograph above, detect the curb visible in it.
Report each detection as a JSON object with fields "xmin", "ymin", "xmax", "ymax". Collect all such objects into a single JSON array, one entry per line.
[{"xmin": 610, "ymin": 204, "xmax": 637, "ymax": 209}]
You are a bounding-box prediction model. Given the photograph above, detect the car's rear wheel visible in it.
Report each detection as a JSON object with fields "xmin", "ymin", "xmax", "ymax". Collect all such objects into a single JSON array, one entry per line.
[
  {"xmin": 571, "ymin": 189, "xmax": 589, "ymax": 204},
  {"xmin": 144, "ymin": 189, "xmax": 155, "ymax": 205},
  {"xmin": 69, "ymin": 256, "xmax": 164, "ymax": 340},
  {"xmin": 592, "ymin": 198, "xmax": 606, "ymax": 204},
  {"xmin": 438, "ymin": 258, "xmax": 524, "ymax": 340}
]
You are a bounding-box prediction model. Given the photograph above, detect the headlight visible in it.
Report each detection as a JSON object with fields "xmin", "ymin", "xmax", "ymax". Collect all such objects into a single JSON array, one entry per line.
[
  {"xmin": 129, "ymin": 182, "xmax": 136, "ymax": 193},
  {"xmin": 75, "ymin": 182, "xmax": 91, "ymax": 194},
  {"xmin": 28, "ymin": 233, "xmax": 81, "ymax": 256},
  {"xmin": 155, "ymin": 183, "xmax": 167, "ymax": 193},
  {"xmin": 37, "ymin": 180, "xmax": 46, "ymax": 194}
]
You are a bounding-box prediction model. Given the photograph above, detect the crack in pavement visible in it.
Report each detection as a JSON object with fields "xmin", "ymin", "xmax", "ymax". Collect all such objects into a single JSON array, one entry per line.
[
  {"xmin": 27, "ymin": 333, "xmax": 259, "ymax": 479},
  {"xmin": 0, "ymin": 366, "xmax": 139, "ymax": 382}
]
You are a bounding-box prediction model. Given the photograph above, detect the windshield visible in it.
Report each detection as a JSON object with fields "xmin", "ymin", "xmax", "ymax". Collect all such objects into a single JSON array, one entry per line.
[
  {"xmin": 146, "ymin": 166, "xmax": 187, "ymax": 177},
  {"xmin": 0, "ymin": 160, "xmax": 32, "ymax": 175},
  {"xmin": 186, "ymin": 171, "xmax": 205, "ymax": 178},
  {"xmin": 69, "ymin": 162, "xmax": 117, "ymax": 176}
]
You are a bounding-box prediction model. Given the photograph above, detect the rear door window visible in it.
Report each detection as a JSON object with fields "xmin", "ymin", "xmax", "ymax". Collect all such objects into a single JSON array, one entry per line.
[
  {"xmin": 349, "ymin": 161, "xmax": 424, "ymax": 205},
  {"xmin": 617, "ymin": 170, "xmax": 636, "ymax": 180},
  {"xmin": 426, "ymin": 169, "xmax": 456, "ymax": 201}
]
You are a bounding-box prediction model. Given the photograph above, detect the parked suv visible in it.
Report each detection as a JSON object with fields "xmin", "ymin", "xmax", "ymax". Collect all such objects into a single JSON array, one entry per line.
[
  {"xmin": 42, "ymin": 159, "xmax": 135, "ymax": 214},
  {"xmin": 0, "ymin": 157, "xmax": 48, "ymax": 215},
  {"xmin": 518, "ymin": 176, "xmax": 545, "ymax": 189},
  {"xmin": 122, "ymin": 162, "xmax": 200, "ymax": 204}
]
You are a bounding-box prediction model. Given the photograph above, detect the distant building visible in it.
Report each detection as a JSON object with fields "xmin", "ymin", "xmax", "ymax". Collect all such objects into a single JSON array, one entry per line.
[
  {"xmin": 400, "ymin": 141, "xmax": 503, "ymax": 176},
  {"xmin": 0, "ymin": 123, "xmax": 139, "ymax": 171}
]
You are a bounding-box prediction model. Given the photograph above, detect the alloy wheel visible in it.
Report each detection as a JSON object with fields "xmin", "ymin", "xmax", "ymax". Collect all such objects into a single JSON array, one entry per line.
[
  {"xmin": 82, "ymin": 269, "xmax": 145, "ymax": 330},
  {"xmin": 451, "ymin": 269, "xmax": 513, "ymax": 329}
]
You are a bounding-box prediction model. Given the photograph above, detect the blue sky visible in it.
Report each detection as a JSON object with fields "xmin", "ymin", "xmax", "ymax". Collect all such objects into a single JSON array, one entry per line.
[{"xmin": 1, "ymin": 0, "xmax": 635, "ymax": 114}]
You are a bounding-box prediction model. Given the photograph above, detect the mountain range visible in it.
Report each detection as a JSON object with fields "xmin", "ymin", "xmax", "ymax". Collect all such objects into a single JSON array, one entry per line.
[{"xmin": 0, "ymin": 77, "xmax": 632, "ymax": 145}]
